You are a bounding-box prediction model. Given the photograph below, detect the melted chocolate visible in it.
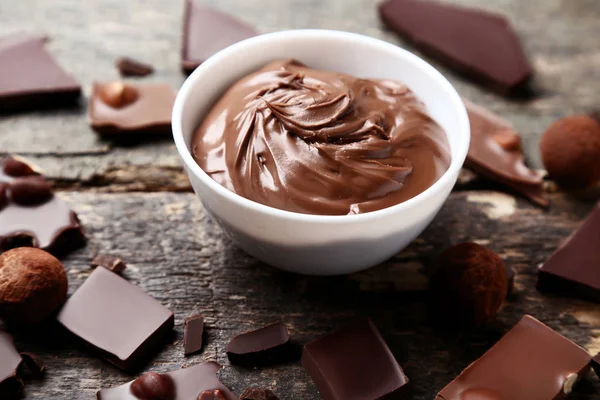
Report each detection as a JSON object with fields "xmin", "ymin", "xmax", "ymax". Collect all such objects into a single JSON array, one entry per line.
[{"xmin": 192, "ymin": 60, "xmax": 450, "ymax": 215}]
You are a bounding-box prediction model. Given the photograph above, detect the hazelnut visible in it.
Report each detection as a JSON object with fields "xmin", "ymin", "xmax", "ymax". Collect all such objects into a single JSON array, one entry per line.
[
  {"xmin": 9, "ymin": 177, "xmax": 53, "ymax": 206},
  {"xmin": 198, "ymin": 390, "xmax": 226, "ymax": 400},
  {"xmin": 493, "ymin": 129, "xmax": 522, "ymax": 152},
  {"xmin": 99, "ymin": 82, "xmax": 139, "ymax": 109},
  {"xmin": 0, "ymin": 183, "xmax": 7, "ymax": 210},
  {"xmin": 130, "ymin": 372, "xmax": 175, "ymax": 400},
  {"xmin": 429, "ymin": 242, "xmax": 508, "ymax": 326},
  {"xmin": 0, "ymin": 248, "xmax": 68, "ymax": 325},
  {"xmin": 2, "ymin": 157, "xmax": 38, "ymax": 178},
  {"xmin": 540, "ymin": 115, "xmax": 600, "ymax": 190}
]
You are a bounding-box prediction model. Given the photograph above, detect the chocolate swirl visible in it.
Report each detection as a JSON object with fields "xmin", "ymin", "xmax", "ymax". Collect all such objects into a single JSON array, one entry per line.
[{"xmin": 192, "ymin": 60, "xmax": 450, "ymax": 215}]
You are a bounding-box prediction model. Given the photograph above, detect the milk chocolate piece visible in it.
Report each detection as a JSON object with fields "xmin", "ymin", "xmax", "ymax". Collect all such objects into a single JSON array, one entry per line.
[
  {"xmin": 226, "ymin": 322, "xmax": 293, "ymax": 366},
  {"xmin": 302, "ymin": 318, "xmax": 409, "ymax": 400},
  {"xmin": 184, "ymin": 314, "xmax": 205, "ymax": 356},
  {"xmin": 538, "ymin": 202, "xmax": 600, "ymax": 302},
  {"xmin": 91, "ymin": 255, "xmax": 127, "ymax": 275},
  {"xmin": 116, "ymin": 57, "xmax": 154, "ymax": 77},
  {"xmin": 181, "ymin": 0, "xmax": 256, "ymax": 73},
  {"xmin": 0, "ymin": 34, "xmax": 81, "ymax": 113},
  {"xmin": 89, "ymin": 82, "xmax": 176, "ymax": 138},
  {"xmin": 436, "ymin": 315, "xmax": 591, "ymax": 400},
  {"xmin": 0, "ymin": 331, "xmax": 23, "ymax": 400},
  {"xmin": 463, "ymin": 99, "xmax": 548, "ymax": 207},
  {"xmin": 0, "ymin": 156, "xmax": 86, "ymax": 257},
  {"xmin": 96, "ymin": 362, "xmax": 237, "ymax": 400},
  {"xmin": 240, "ymin": 388, "xmax": 279, "ymax": 400},
  {"xmin": 57, "ymin": 267, "xmax": 174, "ymax": 372},
  {"xmin": 379, "ymin": 0, "xmax": 532, "ymax": 96}
]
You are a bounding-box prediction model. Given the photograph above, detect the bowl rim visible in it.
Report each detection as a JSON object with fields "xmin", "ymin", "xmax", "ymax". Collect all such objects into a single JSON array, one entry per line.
[{"xmin": 172, "ymin": 29, "xmax": 470, "ymax": 223}]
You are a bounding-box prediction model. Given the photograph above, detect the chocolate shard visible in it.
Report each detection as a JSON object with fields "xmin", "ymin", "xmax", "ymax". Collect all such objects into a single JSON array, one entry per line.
[
  {"xmin": 96, "ymin": 362, "xmax": 238, "ymax": 400},
  {"xmin": 18, "ymin": 352, "xmax": 45, "ymax": 378},
  {"xmin": 226, "ymin": 322, "xmax": 293, "ymax": 367},
  {"xmin": 537, "ymin": 202, "xmax": 600, "ymax": 302},
  {"xmin": 0, "ymin": 156, "xmax": 86, "ymax": 257},
  {"xmin": 57, "ymin": 267, "xmax": 174, "ymax": 372},
  {"xmin": 116, "ymin": 57, "xmax": 154, "ymax": 77},
  {"xmin": 379, "ymin": 0, "xmax": 532, "ymax": 96},
  {"xmin": 0, "ymin": 34, "xmax": 81, "ymax": 113},
  {"xmin": 91, "ymin": 255, "xmax": 127, "ymax": 275},
  {"xmin": 463, "ymin": 99, "xmax": 548, "ymax": 207},
  {"xmin": 240, "ymin": 388, "xmax": 279, "ymax": 400},
  {"xmin": 436, "ymin": 315, "xmax": 592, "ymax": 400},
  {"xmin": 89, "ymin": 82, "xmax": 176, "ymax": 138},
  {"xmin": 302, "ymin": 318, "xmax": 409, "ymax": 400},
  {"xmin": 181, "ymin": 0, "xmax": 257, "ymax": 73},
  {"xmin": 0, "ymin": 330, "xmax": 23, "ymax": 400},
  {"xmin": 183, "ymin": 314, "xmax": 205, "ymax": 356}
]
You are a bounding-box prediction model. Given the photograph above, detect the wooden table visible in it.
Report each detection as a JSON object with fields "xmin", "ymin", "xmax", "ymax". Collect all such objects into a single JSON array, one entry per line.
[{"xmin": 1, "ymin": 0, "xmax": 600, "ymax": 399}]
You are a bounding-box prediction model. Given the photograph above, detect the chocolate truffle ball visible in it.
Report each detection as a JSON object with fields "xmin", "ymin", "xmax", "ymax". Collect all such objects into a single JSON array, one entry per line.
[
  {"xmin": 0, "ymin": 248, "xmax": 68, "ymax": 324},
  {"xmin": 430, "ymin": 242, "xmax": 508, "ymax": 326},
  {"xmin": 540, "ymin": 115, "xmax": 600, "ymax": 189}
]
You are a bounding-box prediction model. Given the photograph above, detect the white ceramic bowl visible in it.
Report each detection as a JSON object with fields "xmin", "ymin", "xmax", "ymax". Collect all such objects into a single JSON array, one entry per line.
[{"xmin": 172, "ymin": 29, "xmax": 470, "ymax": 276}]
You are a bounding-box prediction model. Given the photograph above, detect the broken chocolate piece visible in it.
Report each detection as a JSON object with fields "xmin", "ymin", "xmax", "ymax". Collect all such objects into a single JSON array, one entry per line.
[
  {"xmin": 89, "ymin": 82, "xmax": 176, "ymax": 138},
  {"xmin": 0, "ymin": 331, "xmax": 23, "ymax": 400},
  {"xmin": 302, "ymin": 318, "xmax": 409, "ymax": 400},
  {"xmin": 181, "ymin": 0, "xmax": 257, "ymax": 73},
  {"xmin": 240, "ymin": 388, "xmax": 279, "ymax": 400},
  {"xmin": 0, "ymin": 156, "xmax": 86, "ymax": 257},
  {"xmin": 96, "ymin": 362, "xmax": 237, "ymax": 400},
  {"xmin": 538, "ymin": 202, "xmax": 600, "ymax": 302},
  {"xmin": 463, "ymin": 99, "xmax": 548, "ymax": 207},
  {"xmin": 379, "ymin": 0, "xmax": 532, "ymax": 96},
  {"xmin": 116, "ymin": 57, "xmax": 154, "ymax": 77},
  {"xmin": 0, "ymin": 34, "xmax": 81, "ymax": 113},
  {"xmin": 18, "ymin": 352, "xmax": 45, "ymax": 378},
  {"xmin": 57, "ymin": 267, "xmax": 174, "ymax": 372},
  {"xmin": 226, "ymin": 322, "xmax": 293, "ymax": 366},
  {"xmin": 91, "ymin": 255, "xmax": 127, "ymax": 275},
  {"xmin": 183, "ymin": 314, "xmax": 204, "ymax": 356},
  {"xmin": 435, "ymin": 315, "xmax": 591, "ymax": 400}
]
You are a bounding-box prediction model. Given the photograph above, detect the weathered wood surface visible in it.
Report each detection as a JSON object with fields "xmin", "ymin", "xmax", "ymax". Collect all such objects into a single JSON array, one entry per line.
[
  {"xmin": 5, "ymin": 191, "xmax": 600, "ymax": 399},
  {"xmin": 1, "ymin": 0, "xmax": 600, "ymax": 186}
]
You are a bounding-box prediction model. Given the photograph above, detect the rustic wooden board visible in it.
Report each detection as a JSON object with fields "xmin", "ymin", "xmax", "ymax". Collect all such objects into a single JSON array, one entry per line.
[{"xmin": 4, "ymin": 190, "xmax": 599, "ymax": 399}]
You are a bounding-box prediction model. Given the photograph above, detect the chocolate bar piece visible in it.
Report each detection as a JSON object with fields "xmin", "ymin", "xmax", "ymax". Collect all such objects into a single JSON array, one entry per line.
[
  {"xmin": 184, "ymin": 314, "xmax": 205, "ymax": 356},
  {"xmin": 240, "ymin": 388, "xmax": 279, "ymax": 400},
  {"xmin": 226, "ymin": 322, "xmax": 293, "ymax": 366},
  {"xmin": 97, "ymin": 362, "xmax": 237, "ymax": 400},
  {"xmin": 181, "ymin": 0, "xmax": 256, "ymax": 73},
  {"xmin": 91, "ymin": 255, "xmax": 127, "ymax": 275},
  {"xmin": 0, "ymin": 156, "xmax": 86, "ymax": 257},
  {"xmin": 0, "ymin": 34, "xmax": 81, "ymax": 113},
  {"xmin": 436, "ymin": 315, "xmax": 591, "ymax": 400},
  {"xmin": 57, "ymin": 267, "xmax": 174, "ymax": 371},
  {"xmin": 379, "ymin": 0, "xmax": 532, "ymax": 96},
  {"xmin": 538, "ymin": 202, "xmax": 600, "ymax": 302},
  {"xmin": 89, "ymin": 82, "xmax": 176, "ymax": 138},
  {"xmin": 0, "ymin": 331, "xmax": 23, "ymax": 400},
  {"xmin": 302, "ymin": 318, "xmax": 409, "ymax": 400},
  {"xmin": 463, "ymin": 99, "xmax": 548, "ymax": 207},
  {"xmin": 116, "ymin": 57, "xmax": 154, "ymax": 77}
]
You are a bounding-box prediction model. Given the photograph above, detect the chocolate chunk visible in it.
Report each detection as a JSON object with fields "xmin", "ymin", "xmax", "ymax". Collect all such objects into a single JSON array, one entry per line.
[
  {"xmin": 0, "ymin": 331, "xmax": 23, "ymax": 400},
  {"xmin": 198, "ymin": 390, "xmax": 226, "ymax": 400},
  {"xmin": 91, "ymin": 255, "xmax": 127, "ymax": 275},
  {"xmin": 226, "ymin": 322, "xmax": 293, "ymax": 366},
  {"xmin": 379, "ymin": 0, "xmax": 532, "ymax": 96},
  {"xmin": 97, "ymin": 362, "xmax": 238, "ymax": 400},
  {"xmin": 302, "ymin": 318, "xmax": 409, "ymax": 400},
  {"xmin": 0, "ymin": 157, "xmax": 86, "ymax": 257},
  {"xmin": 57, "ymin": 267, "xmax": 174, "ymax": 372},
  {"xmin": 538, "ymin": 202, "xmax": 600, "ymax": 302},
  {"xmin": 116, "ymin": 57, "xmax": 154, "ymax": 77},
  {"xmin": 181, "ymin": 0, "xmax": 257, "ymax": 73},
  {"xmin": 240, "ymin": 388, "xmax": 279, "ymax": 400},
  {"xmin": 183, "ymin": 314, "xmax": 204, "ymax": 356},
  {"xmin": 130, "ymin": 372, "xmax": 175, "ymax": 400},
  {"xmin": 18, "ymin": 352, "xmax": 45, "ymax": 378},
  {"xmin": 435, "ymin": 315, "xmax": 592, "ymax": 400},
  {"xmin": 0, "ymin": 34, "xmax": 81, "ymax": 113},
  {"xmin": 463, "ymin": 99, "xmax": 548, "ymax": 207},
  {"xmin": 89, "ymin": 82, "xmax": 176, "ymax": 138}
]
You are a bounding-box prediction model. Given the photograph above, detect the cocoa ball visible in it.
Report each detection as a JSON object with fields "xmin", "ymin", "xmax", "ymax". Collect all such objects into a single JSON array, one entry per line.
[
  {"xmin": 130, "ymin": 372, "xmax": 175, "ymax": 400},
  {"xmin": 540, "ymin": 115, "xmax": 600, "ymax": 190},
  {"xmin": 0, "ymin": 248, "xmax": 68, "ymax": 325},
  {"xmin": 430, "ymin": 242, "xmax": 508, "ymax": 326}
]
